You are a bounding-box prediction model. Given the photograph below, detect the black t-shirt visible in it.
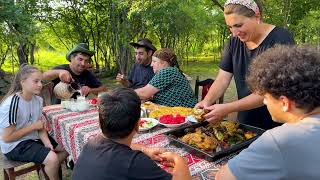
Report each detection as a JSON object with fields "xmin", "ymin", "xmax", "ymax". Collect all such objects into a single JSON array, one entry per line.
[
  {"xmin": 52, "ymin": 64, "xmax": 102, "ymax": 103},
  {"xmin": 220, "ymin": 27, "xmax": 295, "ymax": 129},
  {"xmin": 71, "ymin": 135, "xmax": 172, "ymax": 180},
  {"xmin": 128, "ymin": 63, "xmax": 154, "ymax": 89}
]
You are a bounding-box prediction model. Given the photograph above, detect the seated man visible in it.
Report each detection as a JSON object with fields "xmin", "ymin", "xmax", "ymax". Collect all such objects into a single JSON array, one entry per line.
[
  {"xmin": 215, "ymin": 45, "xmax": 320, "ymax": 179},
  {"xmin": 43, "ymin": 43, "xmax": 107, "ymax": 104},
  {"xmin": 71, "ymin": 88, "xmax": 191, "ymax": 180},
  {"xmin": 116, "ymin": 38, "xmax": 156, "ymax": 89}
]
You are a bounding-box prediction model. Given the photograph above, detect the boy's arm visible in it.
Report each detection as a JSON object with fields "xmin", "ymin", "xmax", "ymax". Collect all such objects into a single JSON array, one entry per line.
[
  {"xmin": 38, "ymin": 129, "xmax": 53, "ymax": 150},
  {"xmin": 2, "ymin": 120, "xmax": 44, "ymax": 143}
]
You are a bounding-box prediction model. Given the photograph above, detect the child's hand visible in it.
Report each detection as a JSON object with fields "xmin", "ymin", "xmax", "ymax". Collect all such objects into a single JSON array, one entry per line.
[
  {"xmin": 159, "ymin": 152, "xmax": 186, "ymax": 166},
  {"xmin": 143, "ymin": 147, "xmax": 165, "ymax": 162},
  {"xmin": 33, "ymin": 120, "xmax": 44, "ymax": 130},
  {"xmin": 44, "ymin": 142, "xmax": 54, "ymax": 151},
  {"xmin": 116, "ymin": 73, "xmax": 125, "ymax": 81}
]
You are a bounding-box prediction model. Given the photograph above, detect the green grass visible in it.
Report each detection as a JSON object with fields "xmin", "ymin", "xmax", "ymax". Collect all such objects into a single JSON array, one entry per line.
[
  {"xmin": 1, "ymin": 49, "xmax": 67, "ymax": 73},
  {"xmin": 34, "ymin": 49, "xmax": 68, "ymax": 71},
  {"xmin": 181, "ymin": 61, "xmax": 220, "ymax": 79}
]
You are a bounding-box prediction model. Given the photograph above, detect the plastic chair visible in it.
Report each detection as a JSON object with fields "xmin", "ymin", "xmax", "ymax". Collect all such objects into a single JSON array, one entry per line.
[
  {"xmin": 1, "ymin": 154, "xmax": 49, "ymax": 180},
  {"xmin": 195, "ymin": 76, "xmax": 224, "ymax": 103}
]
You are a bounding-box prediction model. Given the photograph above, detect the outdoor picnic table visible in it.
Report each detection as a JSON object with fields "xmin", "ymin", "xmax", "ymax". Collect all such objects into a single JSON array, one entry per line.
[{"xmin": 43, "ymin": 104, "xmax": 236, "ymax": 179}]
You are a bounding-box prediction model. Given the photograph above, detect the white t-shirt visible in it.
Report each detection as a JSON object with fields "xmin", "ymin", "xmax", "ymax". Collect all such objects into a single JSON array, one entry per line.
[
  {"xmin": 0, "ymin": 94, "xmax": 43, "ymax": 153},
  {"xmin": 228, "ymin": 115, "xmax": 320, "ymax": 180}
]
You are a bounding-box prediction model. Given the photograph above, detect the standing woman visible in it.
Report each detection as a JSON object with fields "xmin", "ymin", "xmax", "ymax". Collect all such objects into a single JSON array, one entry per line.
[
  {"xmin": 135, "ymin": 48, "xmax": 197, "ymax": 108},
  {"xmin": 196, "ymin": 0, "xmax": 295, "ymax": 129},
  {"xmin": 0, "ymin": 65, "xmax": 68, "ymax": 180}
]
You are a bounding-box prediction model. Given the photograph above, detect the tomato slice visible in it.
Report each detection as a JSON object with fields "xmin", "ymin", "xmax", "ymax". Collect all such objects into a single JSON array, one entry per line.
[{"xmin": 159, "ymin": 115, "xmax": 185, "ymax": 124}]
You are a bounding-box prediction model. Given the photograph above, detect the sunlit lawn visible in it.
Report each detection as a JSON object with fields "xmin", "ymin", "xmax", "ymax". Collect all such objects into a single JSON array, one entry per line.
[{"xmin": 2, "ymin": 49, "xmax": 67, "ymax": 73}]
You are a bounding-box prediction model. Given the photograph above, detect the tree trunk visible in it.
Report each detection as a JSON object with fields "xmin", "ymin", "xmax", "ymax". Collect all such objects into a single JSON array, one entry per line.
[
  {"xmin": 0, "ymin": 47, "xmax": 9, "ymax": 69},
  {"xmin": 30, "ymin": 43, "xmax": 35, "ymax": 65},
  {"xmin": 282, "ymin": 0, "xmax": 292, "ymax": 27},
  {"xmin": 17, "ymin": 43, "xmax": 28, "ymax": 65},
  {"xmin": 211, "ymin": 0, "xmax": 224, "ymax": 11}
]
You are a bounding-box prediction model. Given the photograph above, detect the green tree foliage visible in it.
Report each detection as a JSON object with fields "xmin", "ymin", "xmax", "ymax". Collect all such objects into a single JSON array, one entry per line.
[
  {"xmin": 0, "ymin": 0, "xmax": 39, "ymax": 67},
  {"xmin": 0, "ymin": 0, "xmax": 319, "ymax": 73}
]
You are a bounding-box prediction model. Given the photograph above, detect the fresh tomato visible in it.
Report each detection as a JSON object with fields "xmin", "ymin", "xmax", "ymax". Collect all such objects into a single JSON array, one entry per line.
[
  {"xmin": 90, "ymin": 98, "xmax": 98, "ymax": 105},
  {"xmin": 139, "ymin": 119, "xmax": 147, "ymax": 127},
  {"xmin": 159, "ymin": 115, "xmax": 185, "ymax": 124}
]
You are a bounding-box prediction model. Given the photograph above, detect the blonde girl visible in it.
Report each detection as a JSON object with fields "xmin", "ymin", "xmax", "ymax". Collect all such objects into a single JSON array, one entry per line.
[{"xmin": 0, "ymin": 64, "xmax": 68, "ymax": 180}]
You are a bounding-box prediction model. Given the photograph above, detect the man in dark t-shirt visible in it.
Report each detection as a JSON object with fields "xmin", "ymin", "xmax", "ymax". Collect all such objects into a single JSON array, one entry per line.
[
  {"xmin": 43, "ymin": 43, "xmax": 107, "ymax": 104},
  {"xmin": 71, "ymin": 88, "xmax": 191, "ymax": 180},
  {"xmin": 116, "ymin": 38, "xmax": 156, "ymax": 89}
]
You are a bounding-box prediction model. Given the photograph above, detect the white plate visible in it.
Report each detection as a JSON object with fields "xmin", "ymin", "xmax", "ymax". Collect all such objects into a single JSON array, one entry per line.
[
  {"xmin": 159, "ymin": 119, "xmax": 188, "ymax": 128},
  {"xmin": 139, "ymin": 118, "xmax": 159, "ymax": 131},
  {"xmin": 186, "ymin": 115, "xmax": 198, "ymax": 123}
]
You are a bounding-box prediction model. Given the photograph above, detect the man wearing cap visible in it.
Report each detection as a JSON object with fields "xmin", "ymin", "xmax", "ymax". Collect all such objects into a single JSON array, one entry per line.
[
  {"xmin": 116, "ymin": 38, "xmax": 156, "ymax": 89},
  {"xmin": 43, "ymin": 43, "xmax": 107, "ymax": 104}
]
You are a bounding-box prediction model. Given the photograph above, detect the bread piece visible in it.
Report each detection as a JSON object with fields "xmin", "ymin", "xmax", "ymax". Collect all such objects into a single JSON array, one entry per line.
[{"xmin": 192, "ymin": 108, "xmax": 209, "ymax": 122}]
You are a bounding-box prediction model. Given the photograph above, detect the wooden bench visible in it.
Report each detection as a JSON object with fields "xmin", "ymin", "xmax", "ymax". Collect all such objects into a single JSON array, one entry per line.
[{"xmin": 2, "ymin": 155, "xmax": 48, "ymax": 180}]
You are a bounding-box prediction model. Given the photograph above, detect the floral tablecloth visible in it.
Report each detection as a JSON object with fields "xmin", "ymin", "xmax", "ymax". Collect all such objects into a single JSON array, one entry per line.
[{"xmin": 43, "ymin": 105, "xmax": 236, "ymax": 179}]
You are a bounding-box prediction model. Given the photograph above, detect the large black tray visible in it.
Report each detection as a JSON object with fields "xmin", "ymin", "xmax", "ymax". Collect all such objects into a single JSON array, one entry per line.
[{"xmin": 164, "ymin": 121, "xmax": 265, "ymax": 162}]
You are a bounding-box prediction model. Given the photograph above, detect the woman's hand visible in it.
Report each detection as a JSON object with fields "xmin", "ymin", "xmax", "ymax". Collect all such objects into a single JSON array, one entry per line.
[
  {"xmin": 195, "ymin": 100, "xmax": 211, "ymax": 109},
  {"xmin": 203, "ymin": 103, "xmax": 231, "ymax": 123}
]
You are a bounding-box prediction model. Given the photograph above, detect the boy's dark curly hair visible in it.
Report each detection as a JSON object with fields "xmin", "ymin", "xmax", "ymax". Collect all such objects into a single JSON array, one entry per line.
[
  {"xmin": 98, "ymin": 87, "xmax": 141, "ymax": 139},
  {"xmin": 246, "ymin": 45, "xmax": 320, "ymax": 112}
]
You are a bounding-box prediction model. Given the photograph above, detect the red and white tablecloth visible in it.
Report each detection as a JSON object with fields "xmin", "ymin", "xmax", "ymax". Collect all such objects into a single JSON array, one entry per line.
[{"xmin": 43, "ymin": 105, "xmax": 235, "ymax": 179}]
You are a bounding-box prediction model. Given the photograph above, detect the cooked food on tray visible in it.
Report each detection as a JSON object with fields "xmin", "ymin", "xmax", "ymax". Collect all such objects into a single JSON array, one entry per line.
[
  {"xmin": 149, "ymin": 106, "xmax": 193, "ymax": 118},
  {"xmin": 180, "ymin": 121, "xmax": 257, "ymax": 152},
  {"xmin": 181, "ymin": 129, "xmax": 218, "ymax": 151}
]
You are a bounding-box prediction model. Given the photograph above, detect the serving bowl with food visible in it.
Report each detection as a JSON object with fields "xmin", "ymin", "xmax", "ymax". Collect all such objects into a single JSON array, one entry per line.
[
  {"xmin": 158, "ymin": 114, "xmax": 188, "ymax": 128},
  {"xmin": 139, "ymin": 118, "xmax": 159, "ymax": 131}
]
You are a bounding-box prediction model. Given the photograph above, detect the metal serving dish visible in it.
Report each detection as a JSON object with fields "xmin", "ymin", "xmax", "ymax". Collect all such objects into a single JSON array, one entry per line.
[{"xmin": 164, "ymin": 121, "xmax": 265, "ymax": 161}]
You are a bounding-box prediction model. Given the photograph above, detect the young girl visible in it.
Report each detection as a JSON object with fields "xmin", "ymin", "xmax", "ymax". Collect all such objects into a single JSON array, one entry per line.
[{"xmin": 0, "ymin": 64, "xmax": 68, "ymax": 180}]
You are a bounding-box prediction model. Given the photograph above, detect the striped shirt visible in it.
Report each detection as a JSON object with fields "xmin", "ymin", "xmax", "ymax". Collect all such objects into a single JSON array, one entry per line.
[{"xmin": 0, "ymin": 94, "xmax": 43, "ymax": 153}]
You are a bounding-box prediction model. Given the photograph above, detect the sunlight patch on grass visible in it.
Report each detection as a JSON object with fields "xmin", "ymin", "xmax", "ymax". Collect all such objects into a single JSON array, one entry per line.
[
  {"xmin": 1, "ymin": 49, "xmax": 68, "ymax": 73},
  {"xmin": 34, "ymin": 49, "xmax": 68, "ymax": 71},
  {"xmin": 181, "ymin": 61, "xmax": 220, "ymax": 80}
]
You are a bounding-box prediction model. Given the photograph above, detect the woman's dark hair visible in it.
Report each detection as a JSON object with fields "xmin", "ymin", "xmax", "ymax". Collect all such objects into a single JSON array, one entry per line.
[
  {"xmin": 153, "ymin": 48, "xmax": 183, "ymax": 74},
  {"xmin": 224, "ymin": 0, "xmax": 263, "ymax": 18},
  {"xmin": 98, "ymin": 88, "xmax": 141, "ymax": 139},
  {"xmin": 246, "ymin": 45, "xmax": 320, "ymax": 112}
]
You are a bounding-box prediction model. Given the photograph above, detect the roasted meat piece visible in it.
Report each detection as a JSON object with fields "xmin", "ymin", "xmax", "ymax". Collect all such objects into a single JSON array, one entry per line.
[{"xmin": 181, "ymin": 129, "xmax": 218, "ymax": 151}]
